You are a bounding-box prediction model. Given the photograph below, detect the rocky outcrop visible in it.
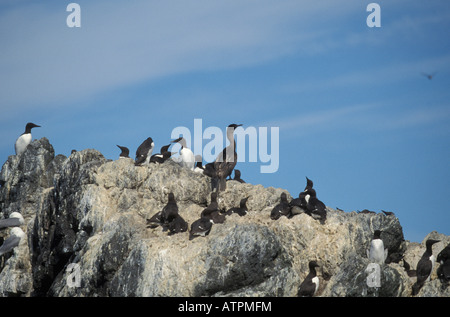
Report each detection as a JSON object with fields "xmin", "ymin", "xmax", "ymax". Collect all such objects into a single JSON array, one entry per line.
[{"xmin": 0, "ymin": 138, "xmax": 448, "ymax": 297}]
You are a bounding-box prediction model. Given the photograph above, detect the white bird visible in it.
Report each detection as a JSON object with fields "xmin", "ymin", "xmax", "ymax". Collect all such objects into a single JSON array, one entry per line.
[
  {"xmin": 171, "ymin": 137, "xmax": 195, "ymax": 170},
  {"xmin": 0, "ymin": 227, "xmax": 25, "ymax": 256},
  {"xmin": 367, "ymin": 230, "xmax": 388, "ymax": 264},
  {"xmin": 15, "ymin": 122, "xmax": 40, "ymax": 156}
]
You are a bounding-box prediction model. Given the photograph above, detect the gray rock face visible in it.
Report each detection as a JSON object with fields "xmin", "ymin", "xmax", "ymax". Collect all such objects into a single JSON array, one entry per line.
[{"xmin": 0, "ymin": 138, "xmax": 448, "ymax": 297}]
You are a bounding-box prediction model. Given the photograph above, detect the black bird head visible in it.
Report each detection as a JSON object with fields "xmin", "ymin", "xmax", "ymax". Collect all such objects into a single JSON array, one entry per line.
[
  {"xmin": 228, "ymin": 123, "xmax": 242, "ymax": 129},
  {"xmin": 116, "ymin": 145, "xmax": 130, "ymax": 157},
  {"xmin": 168, "ymin": 192, "xmax": 176, "ymax": 202},
  {"xmin": 426, "ymin": 239, "xmax": 440, "ymax": 247},
  {"xmin": 25, "ymin": 122, "xmax": 40, "ymax": 133},
  {"xmin": 373, "ymin": 230, "xmax": 382, "ymax": 239},
  {"xmin": 171, "ymin": 137, "xmax": 183, "ymax": 143},
  {"xmin": 305, "ymin": 177, "xmax": 313, "ymax": 189},
  {"xmin": 309, "ymin": 261, "xmax": 320, "ymax": 270},
  {"xmin": 240, "ymin": 196, "xmax": 250, "ymax": 207}
]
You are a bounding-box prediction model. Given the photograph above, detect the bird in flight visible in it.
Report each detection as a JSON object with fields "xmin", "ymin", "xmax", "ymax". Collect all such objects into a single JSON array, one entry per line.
[{"xmin": 421, "ymin": 72, "xmax": 437, "ymax": 80}]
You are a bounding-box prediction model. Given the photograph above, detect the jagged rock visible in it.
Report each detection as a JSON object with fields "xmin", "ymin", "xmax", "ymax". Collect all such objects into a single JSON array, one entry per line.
[{"xmin": 0, "ymin": 138, "xmax": 449, "ymax": 297}]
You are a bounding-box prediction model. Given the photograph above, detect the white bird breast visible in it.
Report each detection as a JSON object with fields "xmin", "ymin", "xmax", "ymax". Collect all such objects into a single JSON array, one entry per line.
[
  {"xmin": 15, "ymin": 133, "xmax": 32, "ymax": 155},
  {"xmin": 369, "ymin": 239, "xmax": 386, "ymax": 264},
  {"xmin": 312, "ymin": 276, "xmax": 319, "ymax": 294}
]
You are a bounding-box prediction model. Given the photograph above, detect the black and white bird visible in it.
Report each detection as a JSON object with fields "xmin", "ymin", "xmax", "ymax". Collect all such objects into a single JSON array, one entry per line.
[
  {"xmin": 201, "ymin": 192, "xmax": 226, "ymax": 224},
  {"xmin": 297, "ymin": 261, "xmax": 320, "ymax": 297},
  {"xmin": 189, "ymin": 216, "xmax": 214, "ymax": 240},
  {"xmin": 15, "ymin": 122, "xmax": 40, "ymax": 156},
  {"xmin": 270, "ymin": 193, "xmax": 291, "ymax": 220},
  {"xmin": 135, "ymin": 137, "xmax": 155, "ymax": 166},
  {"xmin": 193, "ymin": 155, "xmax": 205, "ymax": 173},
  {"xmin": 0, "ymin": 212, "xmax": 25, "ymax": 230},
  {"xmin": 303, "ymin": 188, "xmax": 327, "ymax": 222},
  {"xmin": 171, "ymin": 137, "xmax": 195, "ymax": 170},
  {"xmin": 116, "ymin": 145, "xmax": 130, "ymax": 159},
  {"xmin": 146, "ymin": 193, "xmax": 187, "ymax": 235},
  {"xmin": 146, "ymin": 192, "xmax": 177, "ymax": 227},
  {"xmin": 412, "ymin": 239, "xmax": 440, "ymax": 295},
  {"xmin": 165, "ymin": 214, "xmax": 188, "ymax": 236},
  {"xmin": 211, "ymin": 123, "xmax": 242, "ymax": 191},
  {"xmin": 0, "ymin": 227, "xmax": 25, "ymax": 256},
  {"xmin": 367, "ymin": 230, "xmax": 388, "ymax": 265},
  {"xmin": 437, "ymin": 243, "xmax": 450, "ymax": 282},
  {"xmin": 226, "ymin": 197, "xmax": 249, "ymax": 217},
  {"xmin": 150, "ymin": 144, "xmax": 171, "ymax": 164}
]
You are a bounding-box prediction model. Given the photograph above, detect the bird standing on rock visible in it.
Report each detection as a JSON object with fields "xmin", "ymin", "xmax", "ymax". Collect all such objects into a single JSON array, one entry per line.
[
  {"xmin": 270, "ymin": 192, "xmax": 291, "ymax": 220},
  {"xmin": 15, "ymin": 122, "xmax": 40, "ymax": 156},
  {"xmin": 211, "ymin": 123, "xmax": 242, "ymax": 192},
  {"xmin": 297, "ymin": 261, "xmax": 320, "ymax": 297},
  {"xmin": 135, "ymin": 137, "xmax": 154, "ymax": 166},
  {"xmin": 412, "ymin": 239, "xmax": 440, "ymax": 295}
]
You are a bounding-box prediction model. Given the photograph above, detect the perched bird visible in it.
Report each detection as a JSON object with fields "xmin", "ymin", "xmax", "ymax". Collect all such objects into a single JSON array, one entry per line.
[
  {"xmin": 412, "ymin": 239, "xmax": 440, "ymax": 295},
  {"xmin": 231, "ymin": 170, "xmax": 245, "ymax": 183},
  {"xmin": 201, "ymin": 192, "xmax": 225, "ymax": 224},
  {"xmin": 150, "ymin": 144, "xmax": 171, "ymax": 164},
  {"xmin": 160, "ymin": 192, "xmax": 179, "ymax": 224},
  {"xmin": 226, "ymin": 197, "xmax": 249, "ymax": 216},
  {"xmin": 303, "ymin": 188, "xmax": 327, "ymax": 222},
  {"xmin": 402, "ymin": 259, "xmax": 417, "ymax": 277},
  {"xmin": 270, "ymin": 193, "xmax": 291, "ymax": 220},
  {"xmin": 193, "ymin": 155, "xmax": 205, "ymax": 173},
  {"xmin": 165, "ymin": 214, "xmax": 188, "ymax": 236},
  {"xmin": 357, "ymin": 209, "xmax": 376, "ymax": 214},
  {"xmin": 212, "ymin": 123, "xmax": 242, "ymax": 191},
  {"xmin": 289, "ymin": 192, "xmax": 307, "ymax": 213},
  {"xmin": 437, "ymin": 243, "xmax": 450, "ymax": 282},
  {"xmin": 146, "ymin": 211, "xmax": 162, "ymax": 229},
  {"xmin": 297, "ymin": 261, "xmax": 320, "ymax": 297},
  {"xmin": 116, "ymin": 145, "xmax": 130, "ymax": 159},
  {"xmin": 381, "ymin": 210, "xmax": 395, "ymax": 216},
  {"xmin": 189, "ymin": 216, "xmax": 213, "ymax": 240},
  {"xmin": 202, "ymin": 162, "xmax": 216, "ymax": 178},
  {"xmin": 135, "ymin": 137, "xmax": 154, "ymax": 166},
  {"xmin": 171, "ymin": 137, "xmax": 195, "ymax": 170},
  {"xmin": 0, "ymin": 212, "xmax": 24, "ymax": 229},
  {"xmin": 15, "ymin": 122, "xmax": 40, "ymax": 156},
  {"xmin": 367, "ymin": 230, "xmax": 388, "ymax": 265},
  {"xmin": 0, "ymin": 227, "xmax": 25, "ymax": 256}
]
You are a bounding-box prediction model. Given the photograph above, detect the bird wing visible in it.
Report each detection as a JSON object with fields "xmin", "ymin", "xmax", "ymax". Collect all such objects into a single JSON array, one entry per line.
[
  {"xmin": 0, "ymin": 235, "xmax": 21, "ymax": 256},
  {"xmin": 416, "ymin": 257, "xmax": 433, "ymax": 284}
]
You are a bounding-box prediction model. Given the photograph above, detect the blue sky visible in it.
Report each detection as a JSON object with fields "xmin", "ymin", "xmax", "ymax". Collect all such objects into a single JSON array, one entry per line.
[{"xmin": 1, "ymin": 1, "xmax": 449, "ymax": 242}]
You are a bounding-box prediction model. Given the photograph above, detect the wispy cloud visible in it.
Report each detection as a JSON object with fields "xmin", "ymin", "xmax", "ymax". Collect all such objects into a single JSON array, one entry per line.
[
  {"xmin": 261, "ymin": 101, "xmax": 450, "ymax": 138},
  {"xmin": 0, "ymin": 1, "xmax": 362, "ymax": 119}
]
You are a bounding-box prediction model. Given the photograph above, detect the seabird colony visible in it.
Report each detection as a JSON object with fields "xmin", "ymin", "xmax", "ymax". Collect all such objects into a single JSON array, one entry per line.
[{"xmin": 2, "ymin": 122, "xmax": 447, "ymax": 297}]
